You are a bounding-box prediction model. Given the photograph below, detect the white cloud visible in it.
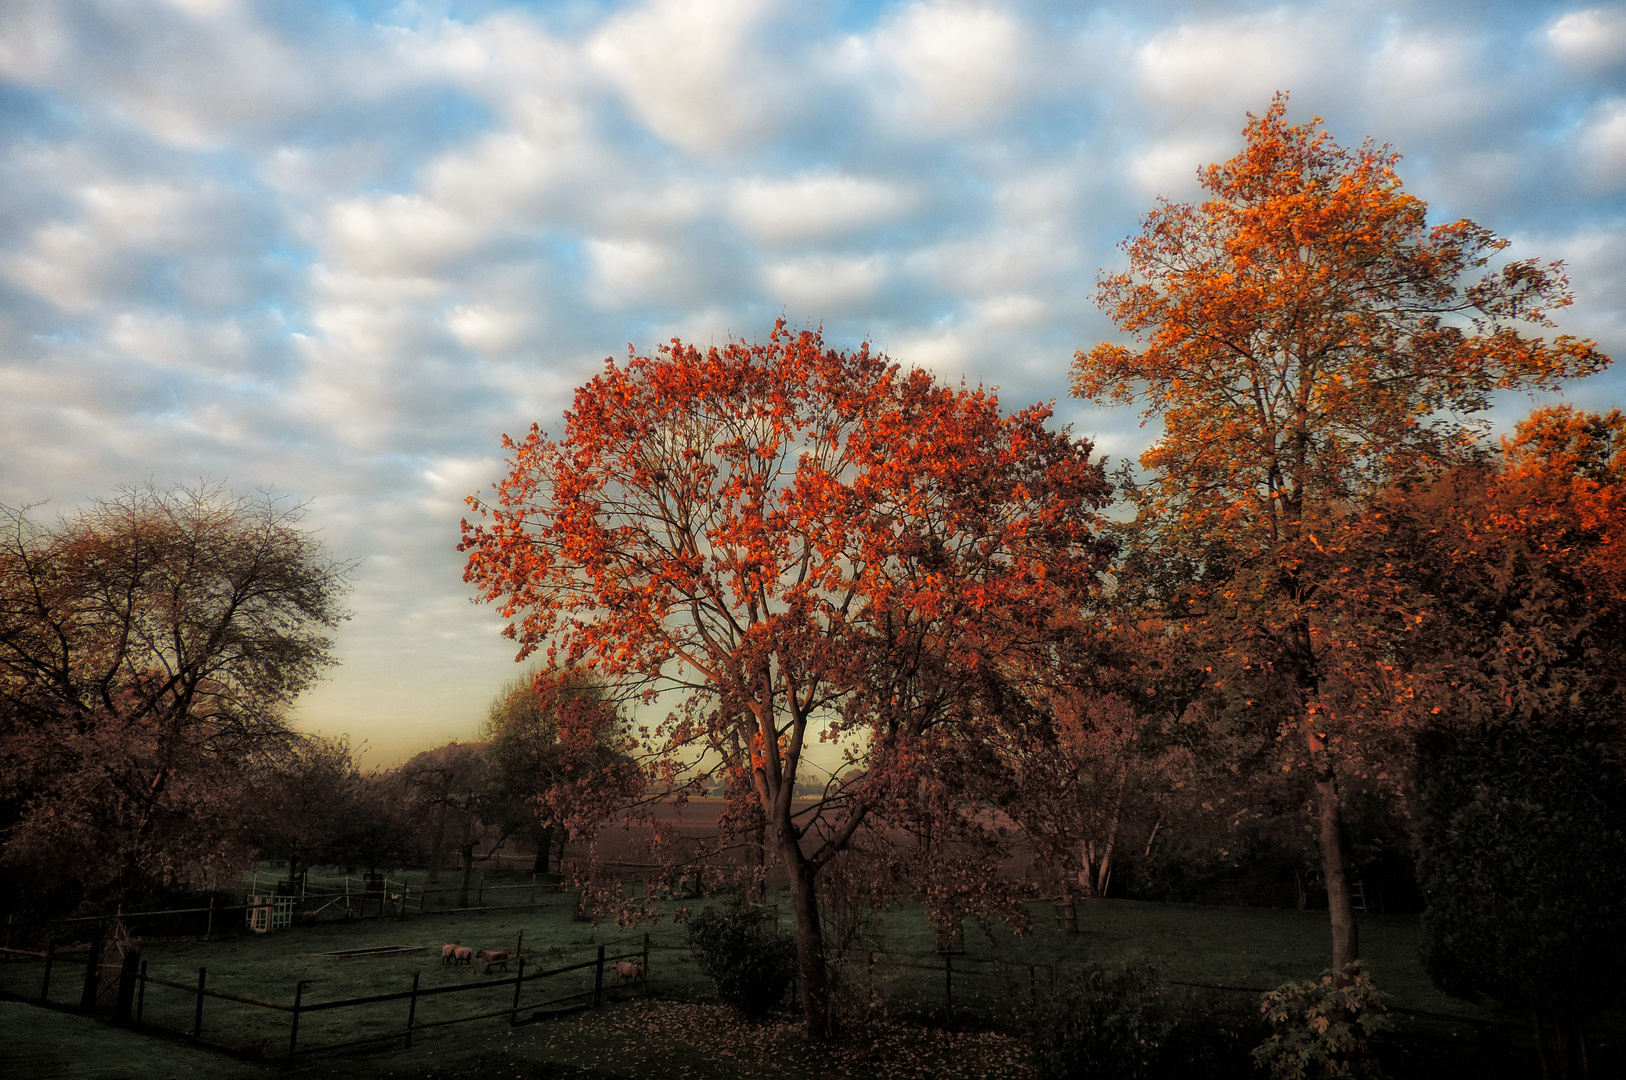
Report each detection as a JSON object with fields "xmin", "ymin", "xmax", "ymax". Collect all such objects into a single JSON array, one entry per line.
[
  {"xmin": 107, "ymin": 312, "xmax": 252, "ymax": 372},
  {"xmin": 762, "ymin": 254, "xmax": 885, "ymax": 311},
  {"xmin": 1136, "ymin": 11, "xmax": 1329, "ymax": 116},
  {"xmin": 732, "ymin": 174, "xmax": 918, "ymax": 244},
  {"xmin": 884, "ymin": 327, "xmax": 971, "ymax": 374},
  {"xmin": 857, "ymin": 1, "xmax": 1034, "ymax": 133},
  {"xmin": 1, "ymin": 222, "xmax": 106, "ymax": 311},
  {"xmin": 160, "ymin": 0, "xmax": 239, "ymax": 18},
  {"xmin": 325, "ymin": 194, "xmax": 485, "ymax": 277},
  {"xmin": 1548, "ymin": 7, "xmax": 1626, "ymax": 70},
  {"xmin": 0, "ymin": 0, "xmax": 66, "ymax": 83},
  {"xmin": 1363, "ymin": 29, "xmax": 1495, "ymax": 136},
  {"xmin": 585, "ymin": 237, "xmax": 678, "ymax": 308},
  {"xmin": 588, "ymin": 0, "xmax": 783, "ymax": 152},
  {"xmin": 443, "ymin": 302, "xmax": 535, "ymax": 355},
  {"xmin": 971, "ymin": 292, "xmax": 1046, "ymax": 329},
  {"xmin": 1126, "ymin": 135, "xmax": 1229, "ymax": 200},
  {"xmin": 1578, "ymin": 97, "xmax": 1626, "ymax": 191}
]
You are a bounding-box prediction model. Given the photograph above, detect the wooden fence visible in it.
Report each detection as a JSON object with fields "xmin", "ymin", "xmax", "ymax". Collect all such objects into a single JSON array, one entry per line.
[{"xmin": 0, "ymin": 936, "xmax": 649, "ymax": 1066}]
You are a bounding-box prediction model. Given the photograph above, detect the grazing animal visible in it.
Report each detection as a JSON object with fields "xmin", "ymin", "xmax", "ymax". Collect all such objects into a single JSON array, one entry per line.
[
  {"xmin": 452, "ymin": 946, "xmax": 474, "ymax": 966},
  {"xmin": 613, "ymin": 960, "xmax": 644, "ymax": 982},
  {"xmin": 224, "ymin": 1038, "xmax": 267, "ymax": 1058},
  {"xmin": 441, "ymin": 942, "xmax": 460, "ymax": 965},
  {"xmin": 477, "ymin": 949, "xmax": 510, "ymax": 973}
]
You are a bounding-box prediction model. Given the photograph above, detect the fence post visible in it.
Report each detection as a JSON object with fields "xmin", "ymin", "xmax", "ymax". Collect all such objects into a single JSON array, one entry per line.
[
  {"xmin": 193, "ymin": 967, "xmax": 207, "ymax": 1038},
  {"xmin": 40, "ymin": 939, "xmax": 54, "ymax": 1002},
  {"xmin": 944, "ymin": 953, "xmax": 952, "ymax": 1016},
  {"xmin": 287, "ymin": 979, "xmax": 306, "ymax": 1066},
  {"xmin": 1028, "ymin": 963, "xmax": 1036, "ymax": 1007},
  {"xmin": 80, "ymin": 921, "xmax": 106, "ymax": 1010},
  {"xmin": 405, "ymin": 972, "xmax": 419, "ymax": 1048},
  {"xmin": 592, "ymin": 945, "xmax": 604, "ymax": 1007},
  {"xmin": 115, "ymin": 948, "xmax": 140, "ymax": 1021},
  {"xmin": 510, "ymin": 957, "xmax": 525, "ymax": 1025},
  {"xmin": 136, "ymin": 960, "xmax": 147, "ymax": 1025},
  {"xmin": 205, "ymin": 896, "xmax": 214, "ymax": 941},
  {"xmin": 642, "ymin": 933, "xmax": 650, "ymax": 991}
]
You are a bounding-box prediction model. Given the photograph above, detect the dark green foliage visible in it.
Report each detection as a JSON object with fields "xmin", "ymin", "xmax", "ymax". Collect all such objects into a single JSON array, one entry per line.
[
  {"xmin": 685, "ymin": 896, "xmax": 797, "ymax": 1020},
  {"xmin": 1416, "ymin": 720, "xmax": 1626, "ymax": 1018},
  {"xmin": 1027, "ymin": 963, "xmax": 1168, "ymax": 1080},
  {"xmin": 1253, "ymin": 961, "xmax": 1391, "ymax": 1080}
]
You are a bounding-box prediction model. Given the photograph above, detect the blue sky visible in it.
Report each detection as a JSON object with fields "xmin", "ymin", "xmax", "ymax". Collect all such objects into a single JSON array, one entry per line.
[{"xmin": 2, "ymin": 0, "xmax": 1623, "ymax": 764}]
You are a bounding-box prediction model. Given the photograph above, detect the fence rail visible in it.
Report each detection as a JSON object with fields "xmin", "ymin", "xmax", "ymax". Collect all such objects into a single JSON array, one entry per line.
[{"xmin": 1, "ymin": 933, "xmax": 650, "ymax": 1067}]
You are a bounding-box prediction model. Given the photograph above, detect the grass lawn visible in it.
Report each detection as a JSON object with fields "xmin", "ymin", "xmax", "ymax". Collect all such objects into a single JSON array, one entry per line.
[{"xmin": 3, "ymin": 886, "xmax": 1616, "ymax": 1079}]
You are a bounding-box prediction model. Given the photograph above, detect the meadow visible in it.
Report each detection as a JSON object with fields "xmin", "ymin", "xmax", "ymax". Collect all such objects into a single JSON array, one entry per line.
[{"xmin": 2, "ymin": 878, "xmax": 1617, "ymax": 1079}]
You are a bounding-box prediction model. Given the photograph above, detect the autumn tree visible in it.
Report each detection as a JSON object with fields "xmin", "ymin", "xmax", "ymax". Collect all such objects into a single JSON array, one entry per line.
[
  {"xmin": 1324, "ymin": 407, "xmax": 1626, "ymax": 1078},
  {"xmin": 481, "ymin": 669, "xmax": 623, "ymax": 873},
  {"xmin": 398, "ymin": 742, "xmax": 505, "ymax": 906},
  {"xmin": 1072, "ymin": 97, "xmax": 1609, "ymax": 969},
  {"xmin": 247, "ymin": 734, "xmax": 365, "ymax": 889},
  {"xmin": 0, "ymin": 484, "xmax": 351, "ymax": 917},
  {"xmin": 461, "ymin": 321, "xmax": 1113, "ymax": 1037}
]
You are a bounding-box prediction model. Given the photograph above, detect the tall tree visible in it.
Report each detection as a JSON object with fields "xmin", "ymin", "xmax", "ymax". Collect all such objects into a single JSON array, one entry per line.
[
  {"xmin": 399, "ymin": 741, "xmax": 511, "ymax": 907},
  {"xmin": 481, "ymin": 668, "xmax": 623, "ymax": 873},
  {"xmin": 0, "ymin": 484, "xmax": 351, "ymax": 916},
  {"xmin": 248, "ymin": 734, "xmax": 365, "ymax": 889},
  {"xmin": 1071, "ymin": 97, "xmax": 1609, "ymax": 969},
  {"xmin": 462, "ymin": 321, "xmax": 1112, "ymax": 1036}
]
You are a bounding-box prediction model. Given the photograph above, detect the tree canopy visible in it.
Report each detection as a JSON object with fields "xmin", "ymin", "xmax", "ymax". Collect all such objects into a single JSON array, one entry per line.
[
  {"xmin": 1072, "ymin": 96, "xmax": 1610, "ymax": 970},
  {"xmin": 0, "ymin": 484, "xmax": 351, "ymax": 914},
  {"xmin": 462, "ymin": 320, "xmax": 1114, "ymax": 1036}
]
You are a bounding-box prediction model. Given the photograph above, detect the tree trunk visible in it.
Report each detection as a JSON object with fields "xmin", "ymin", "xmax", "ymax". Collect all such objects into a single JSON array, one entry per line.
[
  {"xmin": 532, "ymin": 827, "xmax": 553, "ymax": 874},
  {"xmin": 457, "ymin": 843, "xmax": 477, "ymax": 908},
  {"xmin": 1306, "ymin": 720, "xmax": 1358, "ymax": 969},
  {"xmin": 427, "ymin": 805, "xmax": 446, "ymax": 884},
  {"xmin": 778, "ymin": 829, "xmax": 832, "ymax": 1040},
  {"xmin": 745, "ymin": 821, "xmax": 766, "ymax": 904},
  {"xmin": 1094, "ymin": 761, "xmax": 1129, "ymax": 898},
  {"xmin": 1532, "ymin": 1006, "xmax": 1590, "ymax": 1080}
]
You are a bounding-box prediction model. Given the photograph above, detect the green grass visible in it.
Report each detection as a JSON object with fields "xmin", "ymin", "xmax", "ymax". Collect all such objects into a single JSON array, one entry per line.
[{"xmin": 4, "ymin": 890, "xmax": 1613, "ymax": 1079}]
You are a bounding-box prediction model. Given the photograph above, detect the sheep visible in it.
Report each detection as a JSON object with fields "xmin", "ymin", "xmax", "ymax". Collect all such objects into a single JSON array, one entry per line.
[
  {"xmin": 441, "ymin": 941, "xmax": 460, "ymax": 965},
  {"xmin": 613, "ymin": 959, "xmax": 645, "ymax": 983},
  {"xmin": 477, "ymin": 948, "xmax": 510, "ymax": 973},
  {"xmin": 452, "ymin": 945, "xmax": 474, "ymax": 966}
]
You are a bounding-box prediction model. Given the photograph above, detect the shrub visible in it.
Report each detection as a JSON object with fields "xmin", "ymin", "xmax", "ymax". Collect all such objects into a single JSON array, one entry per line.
[
  {"xmin": 1416, "ymin": 719, "xmax": 1626, "ymax": 1078},
  {"xmin": 1252, "ymin": 961, "xmax": 1390, "ymax": 1080},
  {"xmin": 685, "ymin": 896, "xmax": 797, "ymax": 1020},
  {"xmin": 1027, "ymin": 963, "xmax": 1168, "ymax": 1080}
]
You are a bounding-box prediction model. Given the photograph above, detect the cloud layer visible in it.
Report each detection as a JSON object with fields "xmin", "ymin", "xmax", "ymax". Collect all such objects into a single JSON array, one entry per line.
[{"xmin": 3, "ymin": 0, "xmax": 1623, "ymax": 762}]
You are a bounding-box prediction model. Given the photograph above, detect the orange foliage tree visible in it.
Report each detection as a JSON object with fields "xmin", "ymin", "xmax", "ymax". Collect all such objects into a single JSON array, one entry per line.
[
  {"xmin": 1323, "ymin": 408, "xmax": 1626, "ymax": 1078},
  {"xmin": 461, "ymin": 321, "xmax": 1113, "ymax": 1036},
  {"xmin": 1331, "ymin": 405, "xmax": 1626, "ymax": 730},
  {"xmin": 1072, "ymin": 97, "xmax": 1610, "ymax": 969}
]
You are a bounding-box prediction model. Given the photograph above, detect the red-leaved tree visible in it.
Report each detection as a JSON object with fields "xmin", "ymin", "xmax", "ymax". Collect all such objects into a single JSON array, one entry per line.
[{"xmin": 461, "ymin": 321, "xmax": 1113, "ymax": 1036}]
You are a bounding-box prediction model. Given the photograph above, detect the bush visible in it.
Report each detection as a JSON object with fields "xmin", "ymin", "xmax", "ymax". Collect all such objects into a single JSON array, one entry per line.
[
  {"xmin": 1027, "ymin": 963, "xmax": 1168, "ymax": 1080},
  {"xmin": 1416, "ymin": 719, "xmax": 1626, "ymax": 1079},
  {"xmin": 1252, "ymin": 961, "xmax": 1390, "ymax": 1080},
  {"xmin": 685, "ymin": 896, "xmax": 797, "ymax": 1020}
]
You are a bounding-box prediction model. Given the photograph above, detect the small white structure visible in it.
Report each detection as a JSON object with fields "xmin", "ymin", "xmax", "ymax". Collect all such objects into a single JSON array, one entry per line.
[{"xmin": 245, "ymin": 895, "xmax": 295, "ymax": 933}]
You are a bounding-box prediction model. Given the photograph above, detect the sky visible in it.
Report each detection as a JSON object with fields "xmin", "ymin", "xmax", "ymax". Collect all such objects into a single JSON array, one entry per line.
[{"xmin": 1, "ymin": 0, "xmax": 1623, "ymax": 766}]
